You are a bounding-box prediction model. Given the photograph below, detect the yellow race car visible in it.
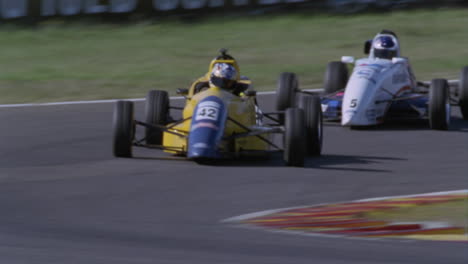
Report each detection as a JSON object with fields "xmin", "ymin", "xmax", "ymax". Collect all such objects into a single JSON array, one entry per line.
[{"xmin": 112, "ymin": 49, "xmax": 323, "ymax": 166}]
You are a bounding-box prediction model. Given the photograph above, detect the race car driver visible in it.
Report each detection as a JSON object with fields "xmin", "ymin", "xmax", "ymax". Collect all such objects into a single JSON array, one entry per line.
[
  {"xmin": 371, "ymin": 30, "xmax": 401, "ymax": 60},
  {"xmin": 369, "ymin": 30, "xmax": 417, "ymax": 88},
  {"xmin": 193, "ymin": 49, "xmax": 250, "ymax": 96}
]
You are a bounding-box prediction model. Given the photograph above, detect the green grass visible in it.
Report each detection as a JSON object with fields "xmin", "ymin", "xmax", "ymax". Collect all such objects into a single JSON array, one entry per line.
[
  {"xmin": 1, "ymin": 8, "xmax": 468, "ymax": 103},
  {"xmin": 366, "ymin": 199, "xmax": 468, "ymax": 227}
]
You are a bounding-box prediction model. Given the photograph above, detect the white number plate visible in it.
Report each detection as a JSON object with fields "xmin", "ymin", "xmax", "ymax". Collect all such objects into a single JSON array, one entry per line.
[{"xmin": 195, "ymin": 101, "xmax": 220, "ymax": 121}]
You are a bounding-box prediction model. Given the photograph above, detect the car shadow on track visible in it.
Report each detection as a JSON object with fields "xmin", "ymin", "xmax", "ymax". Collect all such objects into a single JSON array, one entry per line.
[
  {"xmin": 132, "ymin": 152, "xmax": 403, "ymax": 172},
  {"xmin": 306, "ymin": 154, "xmax": 404, "ymax": 172},
  {"xmin": 324, "ymin": 119, "xmax": 432, "ymax": 131},
  {"xmin": 447, "ymin": 117, "xmax": 468, "ymax": 132},
  {"xmin": 324, "ymin": 108, "xmax": 468, "ymax": 131},
  {"xmin": 333, "ymin": 117, "xmax": 468, "ymax": 132}
]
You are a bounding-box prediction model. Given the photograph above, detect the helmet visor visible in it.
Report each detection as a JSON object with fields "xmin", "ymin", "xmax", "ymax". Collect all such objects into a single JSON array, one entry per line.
[
  {"xmin": 374, "ymin": 49, "xmax": 396, "ymax": 60},
  {"xmin": 211, "ymin": 76, "xmax": 236, "ymax": 90}
]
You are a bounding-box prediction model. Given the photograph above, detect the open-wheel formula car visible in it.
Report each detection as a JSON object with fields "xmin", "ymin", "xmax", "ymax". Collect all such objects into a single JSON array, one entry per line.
[
  {"xmin": 275, "ymin": 30, "xmax": 468, "ymax": 130},
  {"xmin": 112, "ymin": 49, "xmax": 323, "ymax": 166}
]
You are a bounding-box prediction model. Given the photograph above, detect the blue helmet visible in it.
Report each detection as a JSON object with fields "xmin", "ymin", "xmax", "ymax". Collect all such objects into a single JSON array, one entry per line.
[{"xmin": 373, "ymin": 35, "xmax": 398, "ymax": 59}]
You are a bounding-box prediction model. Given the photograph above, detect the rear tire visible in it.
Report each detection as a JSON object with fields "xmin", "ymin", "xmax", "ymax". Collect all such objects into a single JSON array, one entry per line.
[
  {"xmin": 459, "ymin": 66, "xmax": 468, "ymax": 120},
  {"xmin": 145, "ymin": 90, "xmax": 169, "ymax": 145},
  {"xmin": 429, "ymin": 79, "xmax": 450, "ymax": 130},
  {"xmin": 299, "ymin": 95, "xmax": 323, "ymax": 156},
  {"xmin": 276, "ymin": 72, "xmax": 298, "ymax": 111},
  {"xmin": 113, "ymin": 101, "xmax": 134, "ymax": 158},
  {"xmin": 324, "ymin": 61, "xmax": 348, "ymax": 94},
  {"xmin": 283, "ymin": 108, "xmax": 306, "ymax": 167}
]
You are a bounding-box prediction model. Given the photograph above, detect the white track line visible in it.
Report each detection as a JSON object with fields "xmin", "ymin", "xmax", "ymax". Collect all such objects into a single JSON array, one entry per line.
[
  {"xmin": 0, "ymin": 97, "xmax": 149, "ymax": 108},
  {"xmin": 0, "ymin": 89, "xmax": 324, "ymax": 109},
  {"xmin": 0, "ymin": 91, "xmax": 271, "ymax": 108},
  {"xmin": 0, "ymin": 78, "xmax": 458, "ymax": 109},
  {"xmin": 0, "ymin": 98, "xmax": 146, "ymax": 108}
]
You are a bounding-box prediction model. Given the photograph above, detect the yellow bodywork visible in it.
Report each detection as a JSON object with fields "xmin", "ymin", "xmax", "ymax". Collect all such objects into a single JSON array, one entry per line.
[{"xmin": 162, "ymin": 58, "xmax": 272, "ymax": 156}]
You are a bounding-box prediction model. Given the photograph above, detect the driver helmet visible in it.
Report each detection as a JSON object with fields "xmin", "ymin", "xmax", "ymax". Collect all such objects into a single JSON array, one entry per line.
[
  {"xmin": 373, "ymin": 35, "xmax": 398, "ymax": 60},
  {"xmin": 210, "ymin": 63, "xmax": 237, "ymax": 90}
]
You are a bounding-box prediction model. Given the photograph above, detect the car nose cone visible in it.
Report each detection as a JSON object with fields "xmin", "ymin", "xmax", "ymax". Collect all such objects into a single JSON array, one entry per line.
[
  {"xmin": 341, "ymin": 109, "xmax": 370, "ymax": 126},
  {"xmin": 341, "ymin": 112, "xmax": 355, "ymax": 126}
]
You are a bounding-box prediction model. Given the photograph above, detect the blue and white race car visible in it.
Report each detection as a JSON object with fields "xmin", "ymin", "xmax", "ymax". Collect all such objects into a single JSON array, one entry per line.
[{"xmin": 276, "ymin": 30, "xmax": 468, "ymax": 130}]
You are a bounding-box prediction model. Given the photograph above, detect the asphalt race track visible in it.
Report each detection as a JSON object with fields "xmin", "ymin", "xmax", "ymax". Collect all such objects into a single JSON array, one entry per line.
[{"xmin": 0, "ymin": 94, "xmax": 467, "ymax": 264}]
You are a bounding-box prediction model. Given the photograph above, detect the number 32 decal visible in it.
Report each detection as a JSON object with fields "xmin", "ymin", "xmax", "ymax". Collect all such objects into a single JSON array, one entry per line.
[{"xmin": 195, "ymin": 101, "xmax": 220, "ymax": 121}]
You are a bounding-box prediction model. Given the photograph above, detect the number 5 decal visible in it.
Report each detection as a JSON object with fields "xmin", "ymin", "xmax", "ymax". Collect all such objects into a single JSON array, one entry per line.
[{"xmin": 350, "ymin": 99, "xmax": 357, "ymax": 108}]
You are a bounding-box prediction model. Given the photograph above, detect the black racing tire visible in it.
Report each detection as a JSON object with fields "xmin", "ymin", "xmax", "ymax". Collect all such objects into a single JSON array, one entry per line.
[
  {"xmin": 299, "ymin": 95, "xmax": 323, "ymax": 156},
  {"xmin": 459, "ymin": 66, "xmax": 468, "ymax": 120},
  {"xmin": 113, "ymin": 100, "xmax": 134, "ymax": 158},
  {"xmin": 276, "ymin": 72, "xmax": 298, "ymax": 111},
  {"xmin": 429, "ymin": 79, "xmax": 450, "ymax": 130},
  {"xmin": 323, "ymin": 61, "xmax": 348, "ymax": 94},
  {"xmin": 283, "ymin": 108, "xmax": 306, "ymax": 167},
  {"xmin": 145, "ymin": 90, "xmax": 169, "ymax": 145}
]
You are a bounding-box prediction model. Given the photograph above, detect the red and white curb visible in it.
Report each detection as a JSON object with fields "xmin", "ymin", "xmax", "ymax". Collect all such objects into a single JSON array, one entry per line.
[{"xmin": 223, "ymin": 190, "xmax": 468, "ymax": 242}]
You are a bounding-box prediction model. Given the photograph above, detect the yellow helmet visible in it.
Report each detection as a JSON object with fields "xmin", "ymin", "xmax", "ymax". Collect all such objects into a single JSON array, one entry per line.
[{"xmin": 207, "ymin": 49, "xmax": 240, "ymax": 80}]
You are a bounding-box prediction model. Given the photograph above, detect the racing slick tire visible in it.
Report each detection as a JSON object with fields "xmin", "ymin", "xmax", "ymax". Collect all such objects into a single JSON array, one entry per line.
[
  {"xmin": 145, "ymin": 90, "xmax": 169, "ymax": 145},
  {"xmin": 284, "ymin": 108, "xmax": 306, "ymax": 167},
  {"xmin": 113, "ymin": 100, "xmax": 134, "ymax": 158},
  {"xmin": 276, "ymin": 72, "xmax": 298, "ymax": 112},
  {"xmin": 324, "ymin": 61, "xmax": 348, "ymax": 94},
  {"xmin": 429, "ymin": 79, "xmax": 450, "ymax": 130},
  {"xmin": 299, "ymin": 95, "xmax": 323, "ymax": 156},
  {"xmin": 458, "ymin": 66, "xmax": 468, "ymax": 120}
]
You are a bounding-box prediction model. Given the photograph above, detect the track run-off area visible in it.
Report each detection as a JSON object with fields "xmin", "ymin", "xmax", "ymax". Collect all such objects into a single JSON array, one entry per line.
[{"xmin": 0, "ymin": 93, "xmax": 467, "ymax": 264}]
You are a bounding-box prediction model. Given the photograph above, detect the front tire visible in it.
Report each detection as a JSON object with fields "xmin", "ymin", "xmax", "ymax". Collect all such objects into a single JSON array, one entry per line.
[
  {"xmin": 429, "ymin": 79, "xmax": 450, "ymax": 130},
  {"xmin": 323, "ymin": 61, "xmax": 348, "ymax": 94},
  {"xmin": 113, "ymin": 100, "xmax": 134, "ymax": 158},
  {"xmin": 299, "ymin": 95, "xmax": 323, "ymax": 156},
  {"xmin": 458, "ymin": 66, "xmax": 468, "ymax": 120},
  {"xmin": 276, "ymin": 72, "xmax": 298, "ymax": 111},
  {"xmin": 145, "ymin": 90, "xmax": 169, "ymax": 145},
  {"xmin": 283, "ymin": 108, "xmax": 306, "ymax": 167}
]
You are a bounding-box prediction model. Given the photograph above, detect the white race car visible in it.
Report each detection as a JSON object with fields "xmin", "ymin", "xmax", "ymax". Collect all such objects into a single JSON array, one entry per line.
[{"xmin": 276, "ymin": 30, "xmax": 468, "ymax": 130}]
